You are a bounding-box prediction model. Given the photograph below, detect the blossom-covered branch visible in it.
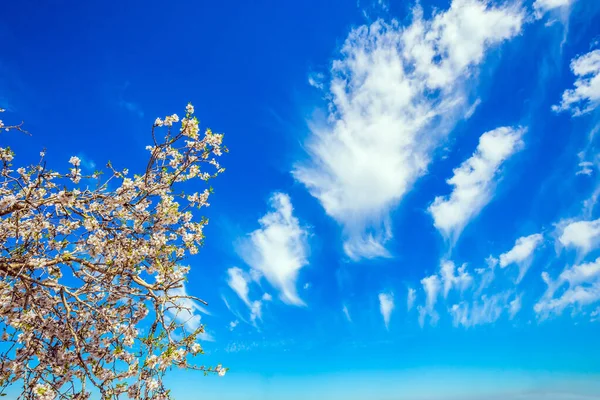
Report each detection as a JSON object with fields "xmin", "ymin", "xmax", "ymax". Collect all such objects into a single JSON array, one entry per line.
[{"xmin": 0, "ymin": 104, "xmax": 227, "ymax": 400}]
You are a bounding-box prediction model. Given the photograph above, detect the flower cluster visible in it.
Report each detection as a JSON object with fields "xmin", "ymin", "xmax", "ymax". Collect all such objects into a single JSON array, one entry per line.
[
  {"xmin": 0, "ymin": 104, "xmax": 228, "ymax": 399},
  {"xmin": 154, "ymin": 114, "xmax": 179, "ymax": 127}
]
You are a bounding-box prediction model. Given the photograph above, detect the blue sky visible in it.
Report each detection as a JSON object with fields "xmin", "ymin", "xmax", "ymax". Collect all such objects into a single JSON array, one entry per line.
[{"xmin": 2, "ymin": 0, "xmax": 600, "ymax": 399}]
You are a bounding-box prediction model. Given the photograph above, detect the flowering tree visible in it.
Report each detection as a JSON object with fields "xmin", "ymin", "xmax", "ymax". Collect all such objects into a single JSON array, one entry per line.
[{"xmin": 0, "ymin": 105, "xmax": 227, "ymax": 399}]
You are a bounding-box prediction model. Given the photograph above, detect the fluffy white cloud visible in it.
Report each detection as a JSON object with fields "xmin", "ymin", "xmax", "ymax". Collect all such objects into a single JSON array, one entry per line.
[
  {"xmin": 535, "ymin": 257, "xmax": 600, "ymax": 318},
  {"xmin": 429, "ymin": 126, "xmax": 525, "ymax": 241},
  {"xmin": 559, "ymin": 257, "xmax": 600, "ymax": 286},
  {"xmin": 498, "ymin": 233, "xmax": 544, "ymax": 282},
  {"xmin": 552, "ymin": 49, "xmax": 600, "ymax": 116},
  {"xmin": 240, "ymin": 193, "xmax": 309, "ymax": 306},
  {"xmin": 379, "ymin": 292, "xmax": 394, "ymax": 329},
  {"xmin": 226, "ymin": 194, "xmax": 307, "ymax": 325},
  {"xmin": 557, "ymin": 218, "xmax": 600, "ymax": 255},
  {"xmin": 262, "ymin": 292, "xmax": 273, "ymax": 301},
  {"xmin": 293, "ymin": 0, "xmax": 524, "ymax": 259},
  {"xmin": 407, "ymin": 287, "xmax": 416, "ymax": 311}
]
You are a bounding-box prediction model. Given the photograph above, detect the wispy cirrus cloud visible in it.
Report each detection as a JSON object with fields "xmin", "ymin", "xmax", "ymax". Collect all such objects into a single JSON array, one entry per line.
[
  {"xmin": 440, "ymin": 260, "xmax": 474, "ymax": 298},
  {"xmin": 508, "ymin": 294, "xmax": 522, "ymax": 320},
  {"xmin": 225, "ymin": 267, "xmax": 273, "ymax": 326},
  {"xmin": 117, "ymin": 81, "xmax": 144, "ymax": 118},
  {"xmin": 429, "ymin": 126, "xmax": 525, "ymax": 242},
  {"xmin": 118, "ymin": 99, "xmax": 144, "ymax": 118},
  {"xmin": 416, "ymin": 259, "xmax": 507, "ymax": 329},
  {"xmin": 407, "ymin": 288, "xmax": 416, "ymax": 311},
  {"xmin": 552, "ymin": 49, "xmax": 600, "ymax": 116},
  {"xmin": 165, "ymin": 283, "xmax": 212, "ymax": 340},
  {"xmin": 415, "ymin": 231, "xmax": 543, "ymax": 328},
  {"xmin": 533, "ymin": 0, "xmax": 576, "ymax": 19},
  {"xmin": 418, "ymin": 274, "xmax": 441, "ymax": 327},
  {"xmin": 227, "ymin": 267, "xmax": 252, "ymax": 307},
  {"xmin": 449, "ymin": 292, "xmax": 512, "ymax": 328},
  {"xmin": 418, "ymin": 263, "xmax": 517, "ymax": 328},
  {"xmin": 342, "ymin": 304, "xmax": 352, "ymax": 322},
  {"xmin": 293, "ymin": 0, "xmax": 524, "ymax": 260},
  {"xmin": 535, "ymin": 257, "xmax": 600, "ymax": 319},
  {"xmin": 74, "ymin": 153, "xmax": 96, "ymax": 170},
  {"xmin": 378, "ymin": 292, "xmax": 394, "ymax": 329}
]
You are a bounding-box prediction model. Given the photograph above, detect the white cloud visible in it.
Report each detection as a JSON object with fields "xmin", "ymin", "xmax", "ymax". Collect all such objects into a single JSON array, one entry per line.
[
  {"xmin": 342, "ymin": 304, "xmax": 352, "ymax": 322},
  {"xmin": 499, "ymin": 234, "xmax": 543, "ymax": 267},
  {"xmin": 591, "ymin": 306, "xmax": 600, "ymax": 321},
  {"xmin": 422, "ymin": 275, "xmax": 441, "ymax": 310},
  {"xmin": 559, "ymin": 257, "xmax": 600, "ymax": 286},
  {"xmin": 557, "ymin": 218, "xmax": 600, "ymax": 255},
  {"xmin": 229, "ymin": 320, "xmax": 239, "ymax": 330},
  {"xmin": 415, "ymin": 251, "xmax": 532, "ymax": 327},
  {"xmin": 262, "ymin": 293, "xmax": 273, "ymax": 301},
  {"xmin": 226, "ymin": 267, "xmax": 251, "ymax": 306},
  {"xmin": 552, "ymin": 49, "xmax": 600, "ymax": 116},
  {"xmin": 429, "ymin": 126, "xmax": 525, "ymax": 241},
  {"xmin": 536, "ymin": 281, "xmax": 600, "ymax": 319},
  {"xmin": 224, "ymin": 341, "xmax": 259, "ymax": 353},
  {"xmin": 508, "ymin": 294, "xmax": 522, "ymax": 320},
  {"xmin": 165, "ymin": 283, "xmax": 208, "ymax": 333},
  {"xmin": 440, "ymin": 260, "xmax": 473, "ymax": 298},
  {"xmin": 221, "ymin": 295, "xmax": 246, "ymax": 324},
  {"xmin": 474, "ymin": 256, "xmax": 498, "ymax": 295},
  {"xmin": 308, "ymin": 72, "xmax": 325, "ymax": 90},
  {"xmin": 379, "ymin": 292, "xmax": 394, "ymax": 329},
  {"xmin": 418, "ymin": 275, "xmax": 441, "ymax": 327},
  {"xmin": 533, "ymin": 0, "xmax": 574, "ymax": 19},
  {"xmin": 498, "ymin": 233, "xmax": 544, "ymax": 282},
  {"xmin": 577, "ymin": 161, "xmax": 594, "ymax": 176},
  {"xmin": 407, "ymin": 287, "xmax": 416, "ymax": 311},
  {"xmin": 225, "ymin": 267, "xmax": 270, "ymax": 326},
  {"xmin": 118, "ymin": 99, "xmax": 144, "ymax": 118},
  {"xmin": 75, "ymin": 153, "xmax": 96, "ymax": 171},
  {"xmin": 449, "ymin": 292, "xmax": 510, "ymax": 328},
  {"xmin": 535, "ymin": 257, "xmax": 600, "ymax": 318},
  {"xmin": 250, "ymin": 300, "xmax": 263, "ymax": 324},
  {"xmin": 293, "ymin": 0, "xmax": 524, "ymax": 259},
  {"xmin": 240, "ymin": 193, "xmax": 309, "ymax": 306},
  {"xmin": 583, "ymin": 175, "xmax": 600, "ymax": 218}
]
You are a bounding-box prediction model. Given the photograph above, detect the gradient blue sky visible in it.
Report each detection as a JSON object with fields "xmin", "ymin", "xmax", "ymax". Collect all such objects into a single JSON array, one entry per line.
[{"xmin": 2, "ymin": 0, "xmax": 600, "ymax": 399}]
